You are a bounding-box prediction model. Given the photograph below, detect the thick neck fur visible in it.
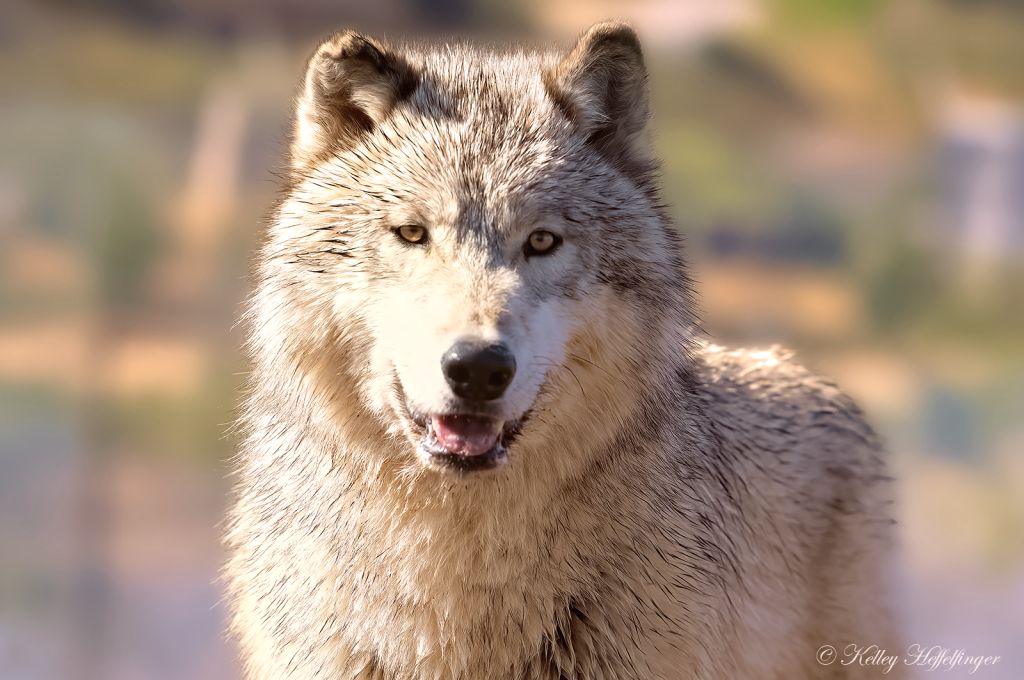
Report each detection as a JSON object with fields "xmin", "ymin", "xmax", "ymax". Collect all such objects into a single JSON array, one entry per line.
[{"xmin": 228, "ymin": 289, "xmax": 713, "ymax": 679}]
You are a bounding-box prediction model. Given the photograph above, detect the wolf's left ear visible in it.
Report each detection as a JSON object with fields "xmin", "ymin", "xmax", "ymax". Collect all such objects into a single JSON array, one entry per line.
[
  {"xmin": 292, "ymin": 31, "xmax": 419, "ymax": 168},
  {"xmin": 544, "ymin": 22, "xmax": 650, "ymax": 166}
]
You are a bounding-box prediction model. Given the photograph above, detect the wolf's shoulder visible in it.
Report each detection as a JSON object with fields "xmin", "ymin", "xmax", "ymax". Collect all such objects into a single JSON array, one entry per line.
[
  {"xmin": 694, "ymin": 343, "xmax": 858, "ymax": 412},
  {"xmin": 689, "ymin": 343, "xmax": 883, "ymax": 468}
]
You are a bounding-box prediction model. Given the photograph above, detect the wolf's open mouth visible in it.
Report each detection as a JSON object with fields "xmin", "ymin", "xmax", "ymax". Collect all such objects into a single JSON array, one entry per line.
[
  {"xmin": 432, "ymin": 414, "xmax": 503, "ymax": 456},
  {"xmin": 421, "ymin": 414, "xmax": 509, "ymax": 472},
  {"xmin": 395, "ymin": 374, "xmax": 528, "ymax": 472},
  {"xmin": 406, "ymin": 409, "xmax": 530, "ymax": 473}
]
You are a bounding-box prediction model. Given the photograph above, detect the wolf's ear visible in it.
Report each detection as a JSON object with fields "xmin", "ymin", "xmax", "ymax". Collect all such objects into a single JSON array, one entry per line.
[
  {"xmin": 544, "ymin": 22, "xmax": 650, "ymax": 166},
  {"xmin": 292, "ymin": 31, "xmax": 419, "ymax": 167}
]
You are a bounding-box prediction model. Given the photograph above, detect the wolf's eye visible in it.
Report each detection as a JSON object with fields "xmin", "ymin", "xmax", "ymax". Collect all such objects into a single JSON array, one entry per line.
[
  {"xmin": 396, "ymin": 225, "xmax": 427, "ymax": 244},
  {"xmin": 524, "ymin": 230, "xmax": 561, "ymax": 257}
]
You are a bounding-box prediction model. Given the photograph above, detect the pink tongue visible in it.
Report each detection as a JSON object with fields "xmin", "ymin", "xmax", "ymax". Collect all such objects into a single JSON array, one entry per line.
[{"xmin": 433, "ymin": 415, "xmax": 503, "ymax": 456}]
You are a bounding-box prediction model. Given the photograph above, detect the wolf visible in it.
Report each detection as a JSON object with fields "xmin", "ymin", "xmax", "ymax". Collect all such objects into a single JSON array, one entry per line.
[{"xmin": 225, "ymin": 21, "xmax": 902, "ymax": 680}]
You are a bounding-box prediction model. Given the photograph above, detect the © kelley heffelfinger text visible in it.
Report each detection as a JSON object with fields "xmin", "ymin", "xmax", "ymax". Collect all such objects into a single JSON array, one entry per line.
[{"xmin": 816, "ymin": 644, "xmax": 1001, "ymax": 674}]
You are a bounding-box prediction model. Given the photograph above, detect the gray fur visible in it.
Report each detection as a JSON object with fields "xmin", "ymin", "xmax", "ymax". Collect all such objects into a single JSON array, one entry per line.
[{"xmin": 225, "ymin": 22, "xmax": 901, "ymax": 680}]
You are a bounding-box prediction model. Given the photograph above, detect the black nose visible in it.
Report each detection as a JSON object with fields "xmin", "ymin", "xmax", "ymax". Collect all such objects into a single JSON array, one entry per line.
[{"xmin": 441, "ymin": 341, "xmax": 516, "ymax": 401}]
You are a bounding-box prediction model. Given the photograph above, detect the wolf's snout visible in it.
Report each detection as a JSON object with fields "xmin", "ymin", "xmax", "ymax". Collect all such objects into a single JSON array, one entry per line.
[{"xmin": 441, "ymin": 341, "xmax": 516, "ymax": 401}]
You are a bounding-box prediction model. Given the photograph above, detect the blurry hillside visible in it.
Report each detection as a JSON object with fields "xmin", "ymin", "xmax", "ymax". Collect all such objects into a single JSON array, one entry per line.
[{"xmin": 1, "ymin": 0, "xmax": 1022, "ymax": 678}]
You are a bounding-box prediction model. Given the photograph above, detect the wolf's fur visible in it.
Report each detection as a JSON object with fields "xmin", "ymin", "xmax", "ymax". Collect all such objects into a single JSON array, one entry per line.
[{"xmin": 225, "ymin": 22, "xmax": 901, "ymax": 680}]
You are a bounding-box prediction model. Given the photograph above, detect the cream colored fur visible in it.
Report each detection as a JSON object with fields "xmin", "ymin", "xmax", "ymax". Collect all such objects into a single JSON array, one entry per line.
[{"xmin": 225, "ymin": 22, "xmax": 902, "ymax": 680}]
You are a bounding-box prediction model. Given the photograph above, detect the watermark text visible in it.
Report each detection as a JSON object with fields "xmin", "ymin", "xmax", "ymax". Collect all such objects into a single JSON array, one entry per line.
[{"xmin": 815, "ymin": 644, "xmax": 1001, "ymax": 674}]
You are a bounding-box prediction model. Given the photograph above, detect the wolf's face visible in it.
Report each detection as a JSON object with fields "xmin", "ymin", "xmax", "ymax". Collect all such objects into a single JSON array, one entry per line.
[
  {"xmin": 262, "ymin": 25, "xmax": 691, "ymax": 475},
  {"xmin": 354, "ymin": 165, "xmax": 581, "ymax": 473}
]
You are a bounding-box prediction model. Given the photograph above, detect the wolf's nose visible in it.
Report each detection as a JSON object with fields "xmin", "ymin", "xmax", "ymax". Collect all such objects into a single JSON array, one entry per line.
[{"xmin": 441, "ymin": 342, "xmax": 516, "ymax": 401}]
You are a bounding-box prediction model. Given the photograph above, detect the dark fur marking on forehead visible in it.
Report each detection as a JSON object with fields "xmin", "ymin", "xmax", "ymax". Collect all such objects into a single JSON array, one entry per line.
[{"xmin": 443, "ymin": 199, "xmax": 512, "ymax": 271}]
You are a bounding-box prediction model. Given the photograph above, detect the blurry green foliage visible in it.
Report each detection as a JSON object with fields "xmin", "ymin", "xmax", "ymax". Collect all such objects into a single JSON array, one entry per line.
[
  {"xmin": 770, "ymin": 0, "xmax": 885, "ymax": 27},
  {"xmin": 865, "ymin": 241, "xmax": 943, "ymax": 331},
  {"xmin": 13, "ymin": 113, "xmax": 167, "ymax": 309},
  {"xmin": 88, "ymin": 375, "xmax": 239, "ymax": 464},
  {"xmin": 659, "ymin": 123, "xmax": 780, "ymax": 228},
  {"xmin": 698, "ymin": 41, "xmax": 810, "ymax": 115},
  {"xmin": 885, "ymin": 0, "xmax": 1024, "ymax": 101},
  {"xmin": 0, "ymin": 20, "xmax": 225, "ymax": 106},
  {"xmin": 92, "ymin": 172, "xmax": 160, "ymax": 308}
]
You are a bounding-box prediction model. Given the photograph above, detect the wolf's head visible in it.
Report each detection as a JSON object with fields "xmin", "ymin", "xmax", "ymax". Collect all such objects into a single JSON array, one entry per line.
[{"xmin": 249, "ymin": 22, "xmax": 695, "ymax": 480}]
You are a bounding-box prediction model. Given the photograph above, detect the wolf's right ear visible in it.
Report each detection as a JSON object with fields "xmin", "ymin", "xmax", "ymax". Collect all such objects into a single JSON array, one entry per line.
[
  {"xmin": 544, "ymin": 22, "xmax": 650, "ymax": 167},
  {"xmin": 292, "ymin": 32, "xmax": 419, "ymax": 167}
]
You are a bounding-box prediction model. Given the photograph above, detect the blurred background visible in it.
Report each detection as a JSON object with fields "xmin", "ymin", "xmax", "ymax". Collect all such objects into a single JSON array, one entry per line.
[{"xmin": 1, "ymin": 0, "xmax": 1022, "ymax": 678}]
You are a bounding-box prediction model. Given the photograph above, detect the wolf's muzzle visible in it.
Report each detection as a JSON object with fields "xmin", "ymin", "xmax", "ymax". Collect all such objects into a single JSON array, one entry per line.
[{"xmin": 441, "ymin": 341, "xmax": 516, "ymax": 401}]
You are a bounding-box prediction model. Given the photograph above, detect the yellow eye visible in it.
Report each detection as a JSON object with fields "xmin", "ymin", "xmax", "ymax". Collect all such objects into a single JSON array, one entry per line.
[
  {"xmin": 397, "ymin": 225, "xmax": 427, "ymax": 244},
  {"xmin": 526, "ymin": 230, "xmax": 560, "ymax": 256}
]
